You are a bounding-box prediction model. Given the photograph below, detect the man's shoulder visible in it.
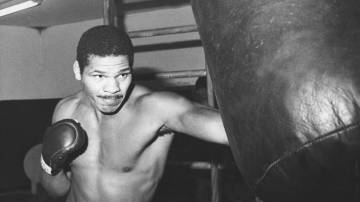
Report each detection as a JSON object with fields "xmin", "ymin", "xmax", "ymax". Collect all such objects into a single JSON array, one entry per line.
[
  {"xmin": 57, "ymin": 93, "xmax": 81, "ymax": 108},
  {"xmin": 53, "ymin": 93, "xmax": 82, "ymax": 121},
  {"xmin": 135, "ymin": 88, "xmax": 179, "ymax": 104},
  {"xmin": 134, "ymin": 87, "xmax": 192, "ymax": 113}
]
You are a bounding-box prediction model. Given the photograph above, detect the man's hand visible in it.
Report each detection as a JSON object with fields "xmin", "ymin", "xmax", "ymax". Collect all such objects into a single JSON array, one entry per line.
[{"xmin": 40, "ymin": 119, "xmax": 87, "ymax": 176}]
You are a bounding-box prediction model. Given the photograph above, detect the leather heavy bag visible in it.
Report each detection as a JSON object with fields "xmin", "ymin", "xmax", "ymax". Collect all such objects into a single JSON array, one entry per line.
[{"xmin": 191, "ymin": 0, "xmax": 360, "ymax": 201}]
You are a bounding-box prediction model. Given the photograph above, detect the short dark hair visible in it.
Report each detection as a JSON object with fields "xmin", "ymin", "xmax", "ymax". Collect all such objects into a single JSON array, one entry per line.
[{"xmin": 76, "ymin": 25, "xmax": 134, "ymax": 73}]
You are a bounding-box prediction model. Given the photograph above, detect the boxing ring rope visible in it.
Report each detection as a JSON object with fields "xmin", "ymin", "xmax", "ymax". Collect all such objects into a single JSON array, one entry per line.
[
  {"xmin": 134, "ymin": 69, "xmax": 206, "ymax": 80},
  {"xmin": 169, "ymin": 161, "xmax": 224, "ymax": 170},
  {"xmin": 128, "ymin": 25, "xmax": 198, "ymax": 38},
  {"xmin": 103, "ymin": 2, "xmax": 221, "ymax": 202}
]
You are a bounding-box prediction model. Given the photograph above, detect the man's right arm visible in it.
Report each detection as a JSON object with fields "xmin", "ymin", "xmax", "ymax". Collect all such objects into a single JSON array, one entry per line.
[
  {"xmin": 39, "ymin": 118, "xmax": 87, "ymax": 196},
  {"xmin": 39, "ymin": 97, "xmax": 87, "ymax": 197},
  {"xmin": 40, "ymin": 169, "xmax": 71, "ymax": 197}
]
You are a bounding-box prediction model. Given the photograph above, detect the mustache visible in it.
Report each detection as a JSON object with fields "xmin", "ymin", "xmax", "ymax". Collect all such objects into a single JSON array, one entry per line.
[{"xmin": 98, "ymin": 95, "xmax": 123, "ymax": 100}]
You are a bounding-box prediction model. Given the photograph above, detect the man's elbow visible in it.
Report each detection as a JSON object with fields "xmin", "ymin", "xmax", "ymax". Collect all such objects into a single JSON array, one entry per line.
[
  {"xmin": 40, "ymin": 172, "xmax": 70, "ymax": 197},
  {"xmin": 211, "ymin": 132, "xmax": 229, "ymax": 145},
  {"xmin": 40, "ymin": 182, "xmax": 69, "ymax": 197},
  {"xmin": 219, "ymin": 135, "xmax": 230, "ymax": 145}
]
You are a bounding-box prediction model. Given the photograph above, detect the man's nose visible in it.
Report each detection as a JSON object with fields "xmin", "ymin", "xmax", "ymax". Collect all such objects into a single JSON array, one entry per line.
[{"xmin": 104, "ymin": 78, "xmax": 120, "ymax": 93}]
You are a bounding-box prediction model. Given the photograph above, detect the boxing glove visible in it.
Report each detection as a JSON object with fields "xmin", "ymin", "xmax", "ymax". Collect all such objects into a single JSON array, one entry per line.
[{"xmin": 40, "ymin": 119, "xmax": 87, "ymax": 176}]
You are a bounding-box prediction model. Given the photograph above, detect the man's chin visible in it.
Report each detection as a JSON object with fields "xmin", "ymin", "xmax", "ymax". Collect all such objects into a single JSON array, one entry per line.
[
  {"xmin": 99, "ymin": 103, "xmax": 122, "ymax": 115},
  {"xmin": 100, "ymin": 109, "xmax": 117, "ymax": 115}
]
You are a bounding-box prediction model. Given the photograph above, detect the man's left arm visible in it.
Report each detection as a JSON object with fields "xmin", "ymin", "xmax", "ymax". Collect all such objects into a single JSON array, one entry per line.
[
  {"xmin": 183, "ymin": 103, "xmax": 229, "ymax": 144},
  {"xmin": 160, "ymin": 93, "xmax": 228, "ymax": 145}
]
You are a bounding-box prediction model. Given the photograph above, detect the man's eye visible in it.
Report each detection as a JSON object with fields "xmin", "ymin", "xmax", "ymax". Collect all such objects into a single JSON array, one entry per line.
[
  {"xmin": 119, "ymin": 73, "xmax": 129, "ymax": 78},
  {"xmin": 94, "ymin": 75, "xmax": 103, "ymax": 78}
]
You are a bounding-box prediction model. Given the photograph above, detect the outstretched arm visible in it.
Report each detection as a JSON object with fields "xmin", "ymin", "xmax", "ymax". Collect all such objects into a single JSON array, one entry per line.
[{"xmin": 153, "ymin": 92, "xmax": 228, "ymax": 145}]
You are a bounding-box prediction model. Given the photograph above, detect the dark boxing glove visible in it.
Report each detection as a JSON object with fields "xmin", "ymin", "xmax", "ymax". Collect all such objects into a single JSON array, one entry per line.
[{"xmin": 40, "ymin": 119, "xmax": 87, "ymax": 176}]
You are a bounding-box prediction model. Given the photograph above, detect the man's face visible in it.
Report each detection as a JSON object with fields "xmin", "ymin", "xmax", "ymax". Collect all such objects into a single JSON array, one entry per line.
[{"xmin": 80, "ymin": 55, "xmax": 132, "ymax": 114}]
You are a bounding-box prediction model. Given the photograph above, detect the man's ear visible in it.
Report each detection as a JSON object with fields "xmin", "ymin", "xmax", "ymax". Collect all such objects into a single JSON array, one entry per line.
[{"xmin": 73, "ymin": 61, "xmax": 82, "ymax": 81}]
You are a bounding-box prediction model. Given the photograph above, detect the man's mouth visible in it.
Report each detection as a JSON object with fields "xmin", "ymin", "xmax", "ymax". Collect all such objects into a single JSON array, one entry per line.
[
  {"xmin": 98, "ymin": 95, "xmax": 123, "ymax": 105},
  {"xmin": 99, "ymin": 95, "xmax": 122, "ymax": 100}
]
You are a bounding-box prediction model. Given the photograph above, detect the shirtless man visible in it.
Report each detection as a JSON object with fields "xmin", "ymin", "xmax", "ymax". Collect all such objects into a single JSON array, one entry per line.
[{"xmin": 24, "ymin": 25, "xmax": 228, "ymax": 202}]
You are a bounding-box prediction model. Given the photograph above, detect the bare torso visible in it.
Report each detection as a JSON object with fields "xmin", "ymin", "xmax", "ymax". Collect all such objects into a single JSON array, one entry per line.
[{"xmin": 60, "ymin": 86, "xmax": 174, "ymax": 202}]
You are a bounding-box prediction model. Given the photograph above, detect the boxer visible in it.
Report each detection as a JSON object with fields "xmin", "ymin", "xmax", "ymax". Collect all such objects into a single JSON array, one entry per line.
[{"xmin": 24, "ymin": 25, "xmax": 228, "ymax": 202}]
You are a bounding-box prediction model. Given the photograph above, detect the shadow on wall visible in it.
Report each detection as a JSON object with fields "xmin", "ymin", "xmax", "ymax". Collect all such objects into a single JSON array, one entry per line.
[{"xmin": 0, "ymin": 99, "xmax": 59, "ymax": 192}]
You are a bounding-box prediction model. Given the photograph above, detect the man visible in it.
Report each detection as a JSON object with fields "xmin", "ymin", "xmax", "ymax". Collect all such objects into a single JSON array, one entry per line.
[{"xmin": 25, "ymin": 25, "xmax": 228, "ymax": 202}]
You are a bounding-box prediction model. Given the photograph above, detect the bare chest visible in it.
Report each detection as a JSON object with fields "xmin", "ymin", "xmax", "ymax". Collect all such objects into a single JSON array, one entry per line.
[{"xmin": 73, "ymin": 114, "xmax": 172, "ymax": 173}]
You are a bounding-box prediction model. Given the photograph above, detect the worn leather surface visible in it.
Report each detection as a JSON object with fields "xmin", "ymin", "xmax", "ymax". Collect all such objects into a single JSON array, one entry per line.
[
  {"xmin": 41, "ymin": 119, "xmax": 88, "ymax": 176},
  {"xmin": 191, "ymin": 0, "xmax": 360, "ymax": 201}
]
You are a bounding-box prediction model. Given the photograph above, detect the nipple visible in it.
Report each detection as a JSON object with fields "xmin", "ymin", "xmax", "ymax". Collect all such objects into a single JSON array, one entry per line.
[{"xmin": 122, "ymin": 166, "xmax": 133, "ymax": 172}]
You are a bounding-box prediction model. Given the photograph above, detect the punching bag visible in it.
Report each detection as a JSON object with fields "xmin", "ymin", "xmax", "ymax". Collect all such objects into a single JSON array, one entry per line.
[{"xmin": 191, "ymin": 0, "xmax": 360, "ymax": 201}]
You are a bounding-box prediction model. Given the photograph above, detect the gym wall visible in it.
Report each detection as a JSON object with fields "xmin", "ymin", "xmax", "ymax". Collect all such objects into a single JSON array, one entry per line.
[{"xmin": 0, "ymin": 4, "xmax": 204, "ymax": 100}]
